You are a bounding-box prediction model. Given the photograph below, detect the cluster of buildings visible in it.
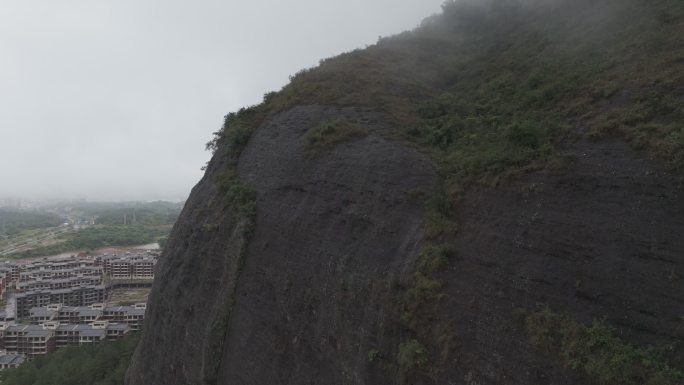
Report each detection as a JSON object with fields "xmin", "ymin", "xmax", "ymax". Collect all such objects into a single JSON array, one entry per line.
[
  {"xmin": 0, "ymin": 251, "xmax": 158, "ymax": 287},
  {"xmin": 97, "ymin": 253, "xmax": 156, "ymax": 280},
  {"xmin": 0, "ymin": 319, "xmax": 133, "ymax": 360},
  {"xmin": 0, "ymin": 251, "xmax": 157, "ymax": 319},
  {"xmin": 0, "ymin": 303, "xmax": 146, "ymax": 364},
  {"xmin": 14, "ymin": 285, "xmax": 107, "ymax": 319},
  {"xmin": 27, "ymin": 303, "xmax": 146, "ymax": 331},
  {"xmin": 0, "ymin": 251, "xmax": 158, "ymax": 368}
]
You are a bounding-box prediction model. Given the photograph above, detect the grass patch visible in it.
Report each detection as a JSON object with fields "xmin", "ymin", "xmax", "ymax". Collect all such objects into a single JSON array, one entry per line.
[
  {"xmin": 368, "ymin": 349, "xmax": 383, "ymax": 363},
  {"xmin": 108, "ymin": 288, "xmax": 150, "ymax": 305},
  {"xmin": 423, "ymin": 186, "xmax": 457, "ymax": 239},
  {"xmin": 11, "ymin": 225, "xmax": 168, "ymax": 258},
  {"xmin": 398, "ymin": 245, "xmax": 453, "ymax": 379},
  {"xmin": 303, "ymin": 119, "xmax": 368, "ymax": 158},
  {"xmin": 524, "ymin": 307, "xmax": 683, "ymax": 385},
  {"xmin": 402, "ymin": 245, "xmax": 451, "ymax": 330},
  {"xmin": 416, "ymin": 244, "xmax": 450, "ymax": 274},
  {"xmin": 397, "ymin": 339, "xmax": 430, "ymax": 373}
]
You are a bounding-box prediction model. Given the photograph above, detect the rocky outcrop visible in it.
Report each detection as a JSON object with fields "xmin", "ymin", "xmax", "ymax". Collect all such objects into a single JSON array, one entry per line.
[
  {"xmin": 128, "ymin": 98, "xmax": 684, "ymax": 384},
  {"xmin": 126, "ymin": 106, "xmax": 437, "ymax": 384},
  {"xmin": 431, "ymin": 139, "xmax": 684, "ymax": 384}
]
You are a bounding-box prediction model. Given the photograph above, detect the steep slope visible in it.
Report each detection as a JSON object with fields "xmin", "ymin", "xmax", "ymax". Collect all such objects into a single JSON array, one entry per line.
[
  {"xmin": 126, "ymin": 106, "xmax": 438, "ymax": 384},
  {"xmin": 431, "ymin": 138, "xmax": 684, "ymax": 383},
  {"xmin": 128, "ymin": 1, "xmax": 684, "ymax": 384}
]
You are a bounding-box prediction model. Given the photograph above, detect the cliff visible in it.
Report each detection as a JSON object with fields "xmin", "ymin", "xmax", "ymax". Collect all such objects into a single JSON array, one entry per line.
[{"xmin": 127, "ymin": 1, "xmax": 684, "ymax": 384}]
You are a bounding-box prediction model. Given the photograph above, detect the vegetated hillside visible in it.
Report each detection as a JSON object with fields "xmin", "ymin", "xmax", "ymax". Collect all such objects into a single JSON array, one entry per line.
[
  {"xmin": 0, "ymin": 209, "xmax": 62, "ymax": 236},
  {"xmin": 128, "ymin": 1, "xmax": 684, "ymax": 385},
  {"xmin": 85, "ymin": 201, "xmax": 183, "ymax": 226}
]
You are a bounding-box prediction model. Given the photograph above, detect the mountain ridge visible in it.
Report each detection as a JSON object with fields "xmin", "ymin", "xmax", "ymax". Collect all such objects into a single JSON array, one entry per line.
[{"xmin": 127, "ymin": 1, "xmax": 684, "ymax": 384}]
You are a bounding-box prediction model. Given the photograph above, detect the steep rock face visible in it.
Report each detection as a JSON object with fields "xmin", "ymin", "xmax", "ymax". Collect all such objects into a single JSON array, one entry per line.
[
  {"xmin": 128, "ymin": 107, "xmax": 684, "ymax": 385},
  {"xmin": 434, "ymin": 139, "xmax": 684, "ymax": 384},
  {"xmin": 126, "ymin": 105, "xmax": 437, "ymax": 385},
  {"xmin": 125, "ymin": 141, "xmax": 251, "ymax": 384}
]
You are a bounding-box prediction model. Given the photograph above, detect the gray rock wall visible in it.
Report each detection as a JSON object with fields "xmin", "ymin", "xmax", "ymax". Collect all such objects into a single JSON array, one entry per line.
[
  {"xmin": 127, "ymin": 106, "xmax": 436, "ymax": 385},
  {"xmin": 127, "ymin": 106, "xmax": 684, "ymax": 385}
]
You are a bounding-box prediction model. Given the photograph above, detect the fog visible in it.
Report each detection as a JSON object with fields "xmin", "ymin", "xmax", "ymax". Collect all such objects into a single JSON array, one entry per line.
[{"xmin": 0, "ymin": 0, "xmax": 443, "ymax": 202}]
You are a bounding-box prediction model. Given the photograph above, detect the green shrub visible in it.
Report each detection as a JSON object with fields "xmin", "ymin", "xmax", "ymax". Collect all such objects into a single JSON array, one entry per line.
[
  {"xmin": 407, "ymin": 272, "xmax": 442, "ymax": 305},
  {"xmin": 397, "ymin": 339, "xmax": 429, "ymax": 372},
  {"xmin": 524, "ymin": 307, "xmax": 683, "ymax": 385},
  {"xmin": 507, "ymin": 122, "xmax": 542, "ymax": 149},
  {"xmin": 206, "ymin": 105, "xmax": 266, "ymax": 157},
  {"xmin": 405, "ymin": 245, "xmax": 451, "ymax": 313},
  {"xmin": 401, "ymin": 244, "xmax": 451, "ymax": 347},
  {"xmin": 423, "ymin": 186, "xmax": 457, "ymax": 239},
  {"xmin": 416, "ymin": 245, "xmax": 450, "ymax": 275},
  {"xmin": 368, "ymin": 349, "xmax": 383, "ymax": 363},
  {"xmin": 303, "ymin": 119, "xmax": 368, "ymax": 158}
]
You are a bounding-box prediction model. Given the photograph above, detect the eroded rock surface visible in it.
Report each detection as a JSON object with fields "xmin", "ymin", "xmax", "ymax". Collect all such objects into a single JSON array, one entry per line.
[
  {"xmin": 437, "ymin": 140, "xmax": 684, "ymax": 384},
  {"xmin": 127, "ymin": 106, "xmax": 437, "ymax": 385},
  {"xmin": 128, "ymin": 103, "xmax": 684, "ymax": 384}
]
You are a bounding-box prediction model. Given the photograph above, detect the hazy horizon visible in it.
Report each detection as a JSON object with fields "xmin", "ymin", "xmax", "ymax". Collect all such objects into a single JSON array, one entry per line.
[{"xmin": 0, "ymin": 0, "xmax": 443, "ymax": 202}]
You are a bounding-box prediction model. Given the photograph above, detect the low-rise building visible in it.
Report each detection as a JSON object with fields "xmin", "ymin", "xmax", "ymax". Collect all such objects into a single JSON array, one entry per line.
[
  {"xmin": 28, "ymin": 307, "xmax": 57, "ymax": 324},
  {"xmin": 18, "ymin": 266, "xmax": 103, "ymax": 283},
  {"xmin": 54, "ymin": 322, "xmax": 130, "ymax": 348},
  {"xmin": 0, "ymin": 321, "xmax": 130, "ymax": 360},
  {"xmin": 16, "ymin": 275, "xmax": 102, "ymax": 292},
  {"xmin": 0, "ymin": 323, "xmax": 56, "ymax": 359},
  {"xmin": 0, "ymin": 310, "xmax": 12, "ymax": 322},
  {"xmin": 0, "ymin": 352, "xmax": 25, "ymax": 370},
  {"xmin": 15, "ymin": 285, "xmax": 106, "ymax": 319},
  {"xmin": 27, "ymin": 303, "xmax": 145, "ymax": 331},
  {"xmin": 0, "ymin": 263, "xmax": 20, "ymax": 283},
  {"xmin": 56, "ymin": 305, "xmax": 102, "ymax": 324},
  {"xmin": 0, "ymin": 271, "xmax": 8, "ymax": 298},
  {"xmin": 103, "ymin": 304, "xmax": 146, "ymax": 331},
  {"xmin": 99, "ymin": 252, "xmax": 157, "ymax": 280}
]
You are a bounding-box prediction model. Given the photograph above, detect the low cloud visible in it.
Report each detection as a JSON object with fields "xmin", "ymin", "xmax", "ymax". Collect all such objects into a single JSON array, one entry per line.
[{"xmin": 0, "ymin": 0, "xmax": 443, "ymax": 201}]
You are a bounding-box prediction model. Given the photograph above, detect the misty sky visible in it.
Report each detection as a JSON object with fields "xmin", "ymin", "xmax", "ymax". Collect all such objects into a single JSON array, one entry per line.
[{"xmin": 0, "ymin": 0, "xmax": 443, "ymax": 202}]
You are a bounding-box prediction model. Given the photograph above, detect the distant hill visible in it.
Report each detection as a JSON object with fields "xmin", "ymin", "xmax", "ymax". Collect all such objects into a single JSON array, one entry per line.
[
  {"xmin": 0, "ymin": 209, "xmax": 62, "ymax": 236},
  {"xmin": 0, "ymin": 201, "xmax": 182, "ymax": 258},
  {"xmin": 79, "ymin": 201, "xmax": 184, "ymax": 226}
]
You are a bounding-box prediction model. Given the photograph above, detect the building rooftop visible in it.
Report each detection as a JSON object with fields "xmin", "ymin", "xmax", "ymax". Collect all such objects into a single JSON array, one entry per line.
[
  {"xmin": 77, "ymin": 309, "xmax": 102, "ymax": 317},
  {"xmin": 26, "ymin": 329, "xmax": 52, "ymax": 338},
  {"xmin": 5, "ymin": 324, "xmax": 53, "ymax": 337},
  {"xmin": 29, "ymin": 308, "xmax": 56, "ymax": 318},
  {"xmin": 57, "ymin": 324, "xmax": 92, "ymax": 332},
  {"xmin": 105, "ymin": 305, "xmax": 131, "ymax": 312},
  {"xmin": 0, "ymin": 353, "xmax": 25, "ymax": 366},
  {"xmin": 127, "ymin": 308, "xmax": 146, "ymax": 316},
  {"xmin": 16, "ymin": 285, "xmax": 106, "ymax": 299},
  {"xmin": 106, "ymin": 323, "xmax": 130, "ymax": 331},
  {"xmin": 79, "ymin": 329, "xmax": 105, "ymax": 338},
  {"xmin": 103, "ymin": 305, "xmax": 144, "ymax": 315}
]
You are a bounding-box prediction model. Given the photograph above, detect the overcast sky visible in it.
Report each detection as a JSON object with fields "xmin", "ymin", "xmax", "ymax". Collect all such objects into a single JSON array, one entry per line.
[{"xmin": 0, "ymin": 0, "xmax": 443, "ymax": 202}]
